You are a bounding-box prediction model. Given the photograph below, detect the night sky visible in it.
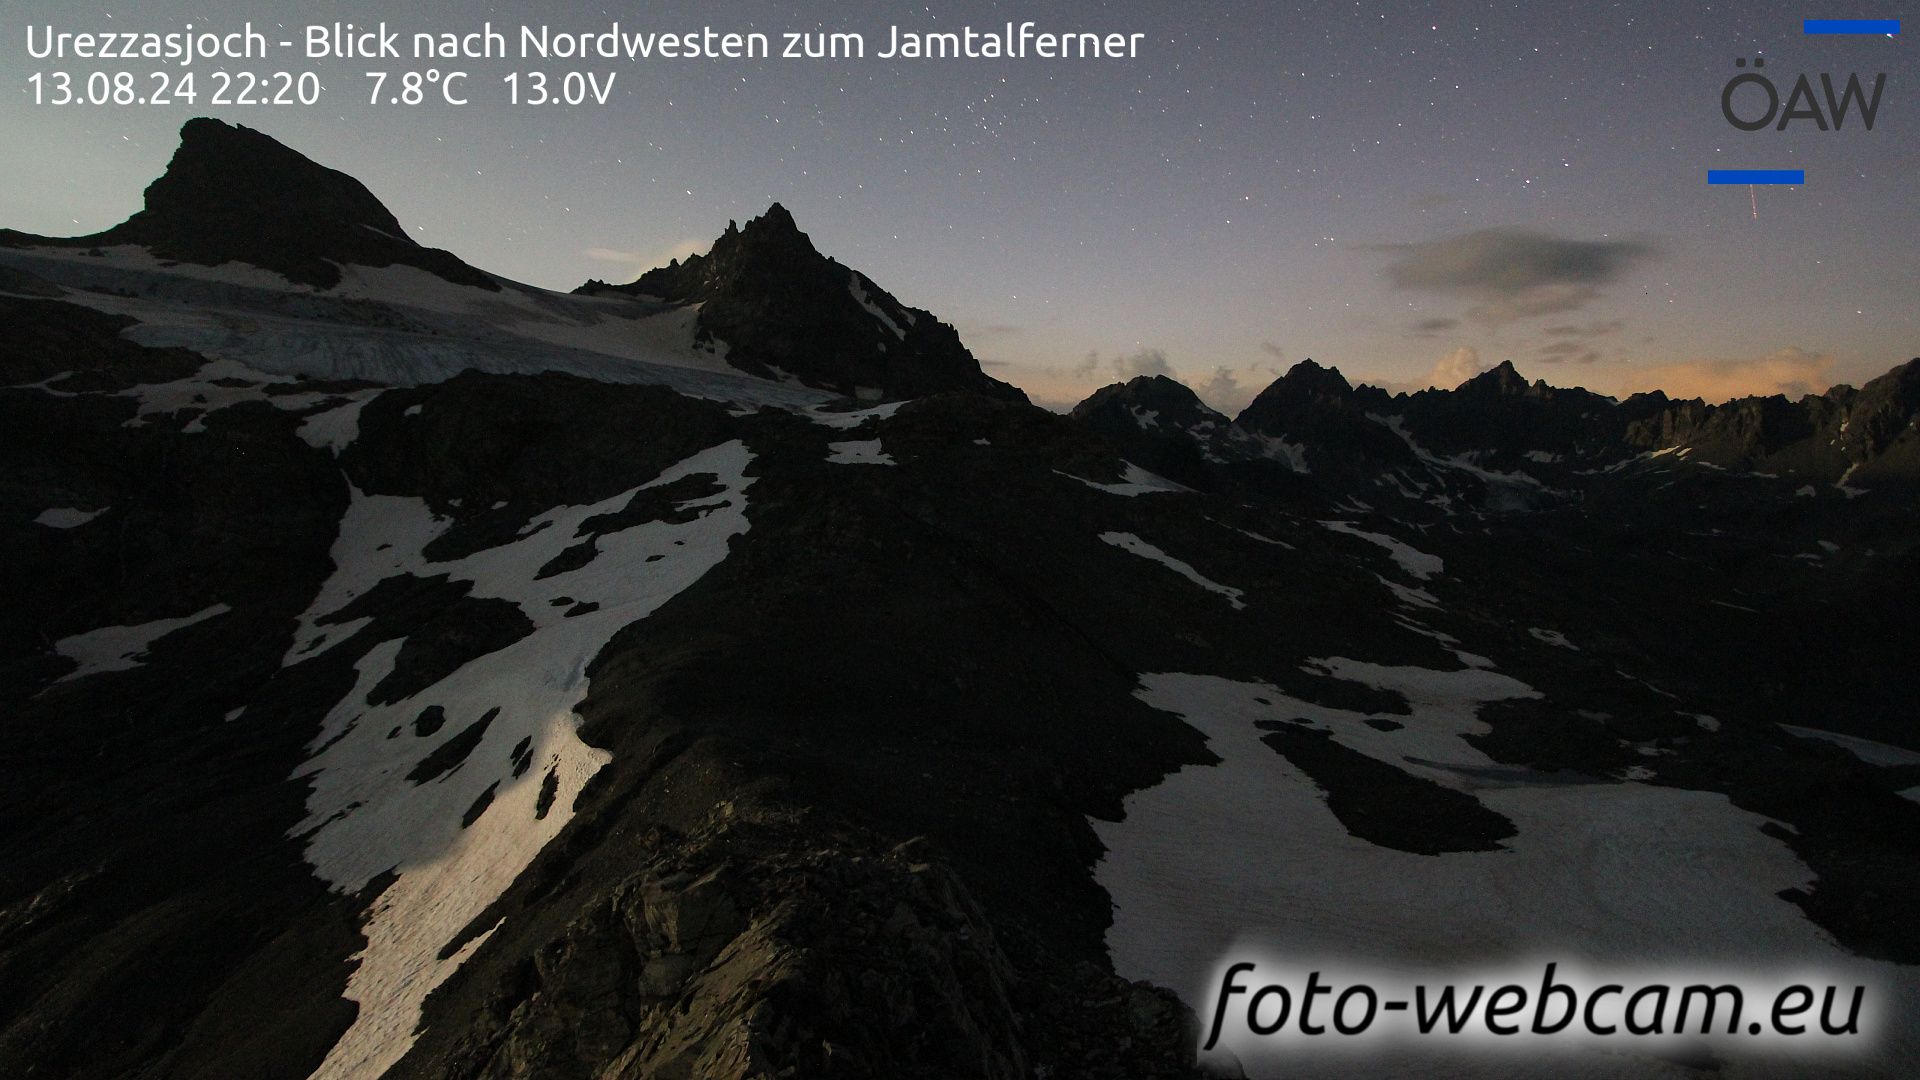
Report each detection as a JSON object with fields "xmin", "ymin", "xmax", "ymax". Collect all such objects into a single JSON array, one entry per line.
[{"xmin": 6, "ymin": 1, "xmax": 1914, "ymax": 410}]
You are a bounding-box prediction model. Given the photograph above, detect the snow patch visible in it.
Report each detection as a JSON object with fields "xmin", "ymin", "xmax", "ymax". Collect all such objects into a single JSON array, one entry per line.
[
  {"xmin": 1377, "ymin": 574, "xmax": 1438, "ymax": 610},
  {"xmin": 1320, "ymin": 520, "xmax": 1443, "ymax": 580},
  {"xmin": 297, "ymin": 392, "xmax": 383, "ymax": 455},
  {"xmin": 51, "ymin": 603, "xmax": 231, "ymax": 683},
  {"xmin": 1094, "ymin": 667, "xmax": 1917, "ymax": 1077},
  {"xmin": 1062, "ymin": 462, "xmax": 1191, "ymax": 497},
  {"xmin": 34, "ymin": 506, "xmax": 107, "ymax": 529},
  {"xmin": 1834, "ymin": 464, "xmax": 1868, "ymax": 499},
  {"xmin": 825, "ymin": 439, "xmax": 895, "ymax": 466},
  {"xmin": 1099, "ymin": 532, "xmax": 1245, "ymax": 610},
  {"xmin": 805, "ymin": 400, "xmax": 907, "ymax": 430},
  {"xmin": 291, "ymin": 442, "xmax": 755, "ymax": 1080},
  {"xmin": 1527, "ymin": 627, "xmax": 1578, "ymax": 650},
  {"xmin": 848, "ymin": 273, "xmax": 906, "ymax": 339},
  {"xmin": 1252, "ymin": 433, "xmax": 1310, "ymax": 473}
]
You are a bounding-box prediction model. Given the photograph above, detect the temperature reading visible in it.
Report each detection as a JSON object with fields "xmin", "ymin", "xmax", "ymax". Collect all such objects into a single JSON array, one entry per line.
[{"xmin": 365, "ymin": 69, "xmax": 467, "ymax": 105}]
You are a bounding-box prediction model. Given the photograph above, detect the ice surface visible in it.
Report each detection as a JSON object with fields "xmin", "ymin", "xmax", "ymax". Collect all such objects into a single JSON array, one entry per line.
[
  {"xmin": 0, "ymin": 247, "xmax": 834, "ymax": 412},
  {"xmin": 1100, "ymin": 531, "xmax": 1246, "ymax": 610},
  {"xmin": 291, "ymin": 442, "xmax": 755, "ymax": 1080}
]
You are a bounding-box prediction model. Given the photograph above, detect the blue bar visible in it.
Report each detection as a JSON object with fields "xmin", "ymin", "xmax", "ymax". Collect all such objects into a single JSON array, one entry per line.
[
  {"xmin": 1709, "ymin": 169, "xmax": 1805, "ymax": 184},
  {"xmin": 1803, "ymin": 19, "xmax": 1900, "ymax": 34}
]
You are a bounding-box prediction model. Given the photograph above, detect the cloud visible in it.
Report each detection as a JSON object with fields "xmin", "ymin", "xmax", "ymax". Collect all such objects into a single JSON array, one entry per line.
[
  {"xmin": 1605, "ymin": 347, "xmax": 1836, "ymax": 401},
  {"xmin": 1115, "ymin": 348, "xmax": 1175, "ymax": 378},
  {"xmin": 1543, "ymin": 320, "xmax": 1625, "ymax": 339},
  {"xmin": 1370, "ymin": 228, "xmax": 1656, "ymax": 326},
  {"xmin": 1195, "ymin": 365, "xmax": 1260, "ymax": 415},
  {"xmin": 965, "ymin": 323, "xmax": 1024, "ymax": 340},
  {"xmin": 1259, "ymin": 341, "xmax": 1287, "ymax": 362},
  {"xmin": 1426, "ymin": 346, "xmax": 1494, "ymax": 390},
  {"xmin": 583, "ymin": 238, "xmax": 707, "ymax": 273},
  {"xmin": 1411, "ymin": 317, "xmax": 1460, "ymax": 336},
  {"xmin": 1354, "ymin": 346, "xmax": 1495, "ymax": 395},
  {"xmin": 1066, "ymin": 348, "xmax": 1174, "ymax": 381},
  {"xmin": 1537, "ymin": 341, "xmax": 1603, "ymax": 364}
]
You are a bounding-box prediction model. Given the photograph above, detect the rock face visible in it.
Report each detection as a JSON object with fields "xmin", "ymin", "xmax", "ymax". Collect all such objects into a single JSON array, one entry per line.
[
  {"xmin": 0, "ymin": 118, "xmax": 495, "ymax": 291},
  {"xmin": 577, "ymin": 205, "xmax": 1025, "ymax": 403}
]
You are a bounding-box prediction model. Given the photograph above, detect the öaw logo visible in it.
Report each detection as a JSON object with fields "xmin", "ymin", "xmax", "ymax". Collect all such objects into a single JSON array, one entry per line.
[
  {"xmin": 1720, "ymin": 55, "xmax": 1885, "ymax": 132},
  {"xmin": 1707, "ymin": 18, "xmax": 1898, "ymax": 187}
]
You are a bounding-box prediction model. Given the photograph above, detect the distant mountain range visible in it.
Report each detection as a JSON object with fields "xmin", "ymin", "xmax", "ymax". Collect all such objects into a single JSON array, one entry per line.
[{"xmin": 3, "ymin": 120, "xmax": 1916, "ymax": 1080}]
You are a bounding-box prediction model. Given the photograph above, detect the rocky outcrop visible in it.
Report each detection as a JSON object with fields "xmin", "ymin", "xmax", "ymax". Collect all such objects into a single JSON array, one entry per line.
[{"xmin": 433, "ymin": 807, "xmax": 1193, "ymax": 1080}]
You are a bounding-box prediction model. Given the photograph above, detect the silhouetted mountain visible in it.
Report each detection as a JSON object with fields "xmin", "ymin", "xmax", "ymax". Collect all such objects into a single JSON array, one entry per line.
[
  {"xmin": 1069, "ymin": 375, "xmax": 1227, "ymax": 489},
  {"xmin": 578, "ymin": 204, "xmax": 1025, "ymax": 403},
  {"xmin": 1, "ymin": 119, "xmax": 496, "ymax": 291},
  {"xmin": 1231, "ymin": 360, "xmax": 1411, "ymax": 484},
  {"xmin": 1072, "ymin": 357, "xmax": 1920, "ymax": 519}
]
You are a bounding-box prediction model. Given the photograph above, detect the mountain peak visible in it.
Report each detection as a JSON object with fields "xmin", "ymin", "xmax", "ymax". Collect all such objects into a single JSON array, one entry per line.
[
  {"xmin": 728, "ymin": 202, "xmax": 820, "ymax": 263},
  {"xmin": 1460, "ymin": 359, "xmax": 1529, "ymax": 395},
  {"xmin": 86, "ymin": 118, "xmax": 495, "ymax": 291},
  {"xmin": 147, "ymin": 119, "xmax": 408, "ymax": 239},
  {"xmin": 1239, "ymin": 360, "xmax": 1356, "ymax": 422},
  {"xmin": 755, "ymin": 201, "xmax": 799, "ymax": 232},
  {"xmin": 579, "ymin": 207, "xmax": 1023, "ymax": 403},
  {"xmin": 1276, "ymin": 358, "xmax": 1353, "ymax": 395},
  {"xmin": 1071, "ymin": 374, "xmax": 1219, "ymax": 424}
]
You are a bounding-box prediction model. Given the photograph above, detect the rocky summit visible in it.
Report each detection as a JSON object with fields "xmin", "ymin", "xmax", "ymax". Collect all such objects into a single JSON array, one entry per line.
[
  {"xmin": 2, "ymin": 119, "xmax": 1918, "ymax": 1080},
  {"xmin": 0, "ymin": 119, "xmax": 495, "ymax": 291},
  {"xmin": 576, "ymin": 203, "xmax": 1024, "ymax": 403}
]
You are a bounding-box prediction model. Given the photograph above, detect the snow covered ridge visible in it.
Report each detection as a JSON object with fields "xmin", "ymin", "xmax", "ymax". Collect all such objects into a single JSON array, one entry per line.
[{"xmin": 286, "ymin": 441, "xmax": 755, "ymax": 1080}]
